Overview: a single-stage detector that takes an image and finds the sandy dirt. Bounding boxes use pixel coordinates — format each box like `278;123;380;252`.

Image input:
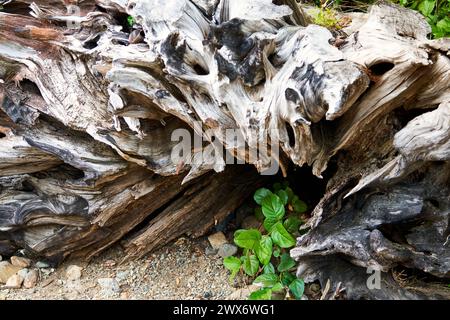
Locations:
0;236;245;300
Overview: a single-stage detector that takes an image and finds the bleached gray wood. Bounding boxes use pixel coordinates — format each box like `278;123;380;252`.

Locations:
0;0;448;298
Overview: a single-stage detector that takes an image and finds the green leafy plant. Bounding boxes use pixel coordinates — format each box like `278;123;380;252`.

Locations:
326;0;449;38
310;0;450;38
127;15;135;27
312;7;342;29
395;0;450;38
223;182;308;300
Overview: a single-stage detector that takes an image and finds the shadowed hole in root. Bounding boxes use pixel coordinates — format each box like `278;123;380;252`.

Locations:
285;121;296;148
193;63;209;75
32;163;85;180
369;62;394;76
0;2;32;15
219;159;335;233
83;34;101;49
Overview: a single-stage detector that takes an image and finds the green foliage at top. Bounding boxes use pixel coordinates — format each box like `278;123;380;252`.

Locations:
312;7;342;29
223;182;308;300
310;0;450;38
395;0;450;38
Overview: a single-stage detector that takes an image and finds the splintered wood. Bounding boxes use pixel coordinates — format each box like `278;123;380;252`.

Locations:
0;0;448;299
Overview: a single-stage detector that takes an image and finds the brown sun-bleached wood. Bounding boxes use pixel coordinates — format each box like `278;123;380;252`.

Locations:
0;0;449;298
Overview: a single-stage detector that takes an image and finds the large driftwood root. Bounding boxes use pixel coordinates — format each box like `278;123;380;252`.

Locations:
0;0;449;298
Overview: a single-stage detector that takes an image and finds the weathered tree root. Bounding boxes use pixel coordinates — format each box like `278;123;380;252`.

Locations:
0;1;449;298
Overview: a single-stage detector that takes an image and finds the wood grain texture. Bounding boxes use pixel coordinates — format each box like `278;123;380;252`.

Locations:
0;0;448;298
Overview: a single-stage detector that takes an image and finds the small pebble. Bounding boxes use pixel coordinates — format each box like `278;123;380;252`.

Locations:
23;270;39;289
218;244;238;258
120;291;130;299
10;256;31;268
35;261;50;269
0;261;22;283
6;274;24;289
208;232;228;250
40;268;54;276
18;268;29;279
205;246;218;256
66;265;83;281
115;270;130;282
98;278;121;294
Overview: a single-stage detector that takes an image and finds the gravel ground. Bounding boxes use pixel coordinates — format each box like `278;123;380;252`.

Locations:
0;202;320;301
0;236;245;300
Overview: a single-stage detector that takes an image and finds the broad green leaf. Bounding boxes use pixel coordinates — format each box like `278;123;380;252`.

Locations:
223;256;241;281
436;17;450;33
263;217;278;232
223;256;241;272
254;188;273;205
418;0;435;17
263;263;275;274
284;216;302;234
253;273;278;287
127;15;135;27
289;278;305;299
270;222;296;248
234;229;261;249
273;248;281;258
281;272;296;286
249;288;272;300
292;196;307;213
427;13;438;24
242;255;259;276
262;194;285;220
432;28;445;38
285;187;295;203
272;282;284;292
254;235;273;265
254;207;264;221
276;190;288;205
277;253;296;272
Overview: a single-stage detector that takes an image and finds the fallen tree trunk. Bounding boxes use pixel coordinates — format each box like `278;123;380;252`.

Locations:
0;0;449;299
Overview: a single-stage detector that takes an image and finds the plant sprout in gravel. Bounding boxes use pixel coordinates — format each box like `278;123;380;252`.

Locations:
223;182;308;300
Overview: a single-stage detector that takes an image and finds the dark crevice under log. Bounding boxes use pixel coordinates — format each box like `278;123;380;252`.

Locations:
0;0;449;298
122;165;264;260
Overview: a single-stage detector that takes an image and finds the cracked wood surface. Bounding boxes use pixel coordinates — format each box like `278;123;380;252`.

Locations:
0;0;448;298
